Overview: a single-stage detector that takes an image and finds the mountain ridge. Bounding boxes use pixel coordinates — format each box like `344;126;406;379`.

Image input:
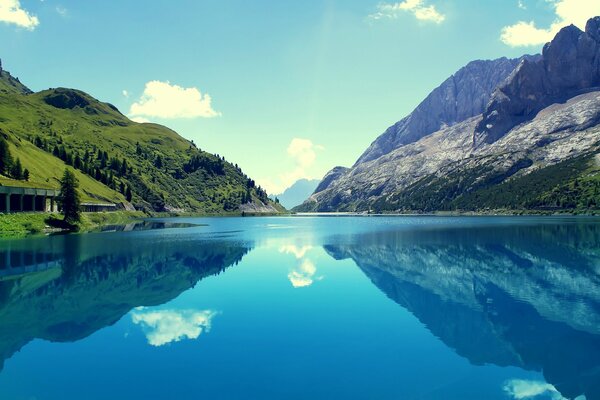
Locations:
296;16;600;213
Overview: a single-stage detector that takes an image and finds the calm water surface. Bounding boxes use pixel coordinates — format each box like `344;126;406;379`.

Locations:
0;216;599;400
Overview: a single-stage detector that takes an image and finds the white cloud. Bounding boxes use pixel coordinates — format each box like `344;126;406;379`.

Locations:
129;80;221;119
0;0;39;30
517;0;527;10
502;379;568;400
131;309;218;347
369;0;445;24
259;138;324;195
287;138;321;168
501;0;600;47
122;90;129;98
130;116;151;123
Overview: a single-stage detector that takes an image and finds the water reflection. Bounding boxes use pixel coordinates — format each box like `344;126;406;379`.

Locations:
0;233;251;371
131;308;218;347
279;244;322;288
324;221;600;400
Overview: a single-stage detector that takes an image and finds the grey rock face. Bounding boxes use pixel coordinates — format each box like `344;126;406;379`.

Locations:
475;18;600;146
313;166;349;194
355;57;534;165
302;90;600;211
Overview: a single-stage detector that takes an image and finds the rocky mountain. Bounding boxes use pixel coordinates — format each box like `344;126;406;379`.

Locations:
0;59;283;214
475;18;600;146
272;179;320;209
296;17;600;213
355;56;536;165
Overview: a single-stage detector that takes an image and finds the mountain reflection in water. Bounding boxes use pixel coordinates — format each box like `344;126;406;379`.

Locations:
0;217;599;399
325;222;600;400
0;232;251;372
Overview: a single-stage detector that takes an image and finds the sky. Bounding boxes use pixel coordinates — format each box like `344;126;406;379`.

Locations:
1;0;600;194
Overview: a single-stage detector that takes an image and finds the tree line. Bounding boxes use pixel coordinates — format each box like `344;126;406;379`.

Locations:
33;135;133;201
0;136;29;181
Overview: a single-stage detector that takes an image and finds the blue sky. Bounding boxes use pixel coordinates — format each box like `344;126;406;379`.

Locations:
1;0;599;193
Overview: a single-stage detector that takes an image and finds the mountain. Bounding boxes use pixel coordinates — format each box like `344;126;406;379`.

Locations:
0;60;283;214
272;179;320;209
355;56;537;165
296;17;600;213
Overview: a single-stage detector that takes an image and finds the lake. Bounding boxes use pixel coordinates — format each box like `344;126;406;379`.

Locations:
0;216;598;400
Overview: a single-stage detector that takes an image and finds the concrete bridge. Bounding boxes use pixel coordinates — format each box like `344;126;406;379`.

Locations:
0;186;59;213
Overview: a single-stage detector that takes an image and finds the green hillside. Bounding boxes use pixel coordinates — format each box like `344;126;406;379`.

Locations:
0;62;283;213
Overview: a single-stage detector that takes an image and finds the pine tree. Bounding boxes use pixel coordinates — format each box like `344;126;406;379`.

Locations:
0;137;12;175
154;154;163;168
10;158;23;180
23;169;30;181
58;168;81;223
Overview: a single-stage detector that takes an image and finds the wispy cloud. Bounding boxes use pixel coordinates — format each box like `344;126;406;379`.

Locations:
131;309;218;347
501;0;600;47
129;80;221;120
259;138;324;195
368;0;445;24
55;5;67;17
0;0;39;30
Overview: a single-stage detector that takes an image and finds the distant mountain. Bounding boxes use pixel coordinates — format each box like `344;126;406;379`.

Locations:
272;179;320;209
296;17;600;213
0;59;283;213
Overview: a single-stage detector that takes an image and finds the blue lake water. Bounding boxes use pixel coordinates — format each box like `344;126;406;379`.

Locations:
0;216;599;399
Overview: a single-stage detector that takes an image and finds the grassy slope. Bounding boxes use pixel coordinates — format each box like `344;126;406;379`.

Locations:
0;67;279;213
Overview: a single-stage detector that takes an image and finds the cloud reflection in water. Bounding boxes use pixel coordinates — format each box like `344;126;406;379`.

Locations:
131;309;218;347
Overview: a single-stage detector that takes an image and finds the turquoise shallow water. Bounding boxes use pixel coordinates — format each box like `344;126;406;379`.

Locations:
0;216;598;400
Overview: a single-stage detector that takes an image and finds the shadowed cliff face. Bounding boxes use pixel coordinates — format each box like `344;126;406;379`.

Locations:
475;17;600;146
324;221;600;400
0;233;252;372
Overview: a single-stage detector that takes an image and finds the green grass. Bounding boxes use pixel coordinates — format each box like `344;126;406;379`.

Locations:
0;69;280;213
0;210;148;238
0;213;49;237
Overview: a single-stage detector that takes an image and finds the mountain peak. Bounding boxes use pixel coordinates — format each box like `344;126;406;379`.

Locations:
474;16;600;146
354;56;529;165
0;59;32;95
586;16;600;40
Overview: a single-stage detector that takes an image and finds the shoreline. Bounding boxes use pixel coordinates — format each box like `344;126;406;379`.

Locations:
1;208;598;238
